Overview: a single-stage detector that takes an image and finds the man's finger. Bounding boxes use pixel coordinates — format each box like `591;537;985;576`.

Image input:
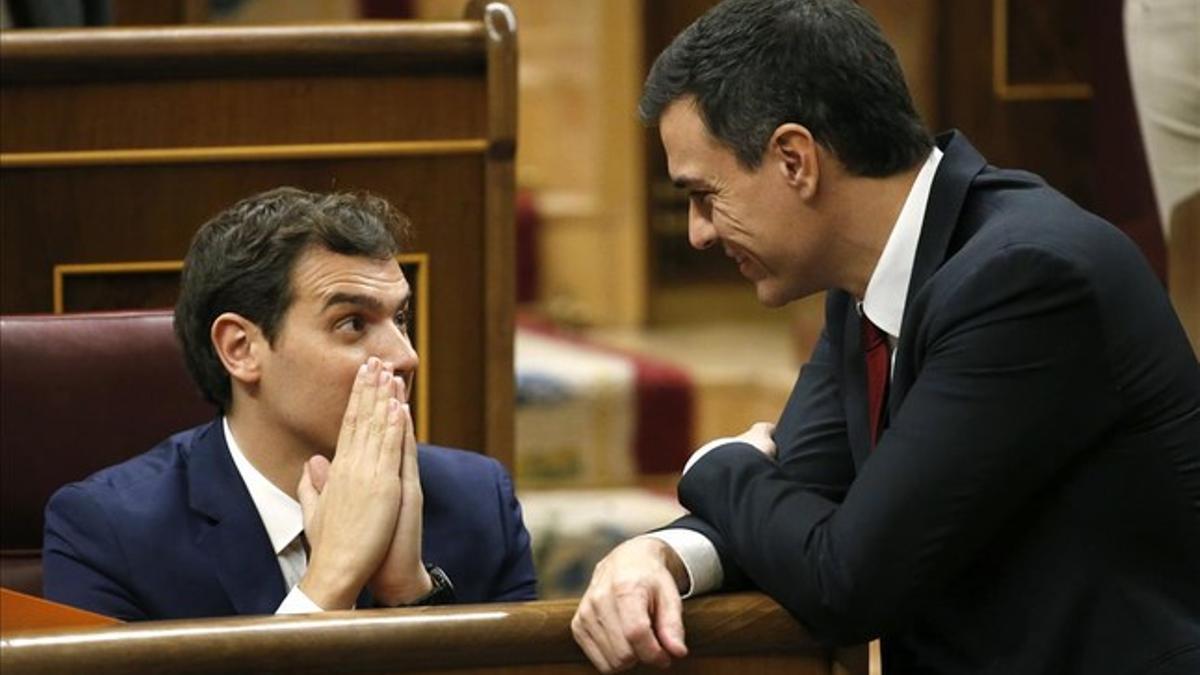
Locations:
365;365;394;459
752;421;775;432
348;356;382;454
652;574;688;659
399;404;420;489
377;398;402;477
572;612;617;674
616;586;670;669
593;589;639;671
297;461;318;534
336;360;371;455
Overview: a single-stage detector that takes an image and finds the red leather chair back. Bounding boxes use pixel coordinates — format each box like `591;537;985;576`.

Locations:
0;310;216;595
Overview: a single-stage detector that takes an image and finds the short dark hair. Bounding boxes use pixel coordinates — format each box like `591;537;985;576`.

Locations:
640;0;932;176
175;187;410;411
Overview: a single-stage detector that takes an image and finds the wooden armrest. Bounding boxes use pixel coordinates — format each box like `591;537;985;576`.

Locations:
0;593;865;675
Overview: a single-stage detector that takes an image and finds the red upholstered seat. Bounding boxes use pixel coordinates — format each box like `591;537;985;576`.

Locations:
0;311;216;596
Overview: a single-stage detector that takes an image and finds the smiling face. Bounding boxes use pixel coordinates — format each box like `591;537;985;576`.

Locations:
253;246;418;459
660;97;835;307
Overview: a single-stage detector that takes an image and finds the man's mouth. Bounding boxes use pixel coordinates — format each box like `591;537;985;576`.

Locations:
724;246;755;277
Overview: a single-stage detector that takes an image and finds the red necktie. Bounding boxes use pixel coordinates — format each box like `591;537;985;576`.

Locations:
862;317;890;448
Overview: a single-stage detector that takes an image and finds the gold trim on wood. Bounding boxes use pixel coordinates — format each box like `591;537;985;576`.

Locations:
992;0;1092;101
403;252;432;445
1;140;489;169
52;255;432;443
52;260;183;313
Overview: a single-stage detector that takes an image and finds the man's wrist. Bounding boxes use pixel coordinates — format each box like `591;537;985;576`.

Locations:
297;569;360;611
634;536;689;593
643;529;723;598
410;565;456;606
658;541;689;593
371;566;434;607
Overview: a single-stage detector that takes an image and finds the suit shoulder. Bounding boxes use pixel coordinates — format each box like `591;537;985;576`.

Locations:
967;167;1136;258
417;444;506;486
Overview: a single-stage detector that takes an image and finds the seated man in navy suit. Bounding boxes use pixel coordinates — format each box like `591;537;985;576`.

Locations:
43;187;538;620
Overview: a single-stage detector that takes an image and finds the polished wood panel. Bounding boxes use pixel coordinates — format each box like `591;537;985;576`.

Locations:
939;0;1094;209
0;24;486;82
1;79;486;152
0;593;864;675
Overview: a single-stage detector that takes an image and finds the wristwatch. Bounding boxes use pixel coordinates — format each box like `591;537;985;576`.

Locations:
413;564;455;606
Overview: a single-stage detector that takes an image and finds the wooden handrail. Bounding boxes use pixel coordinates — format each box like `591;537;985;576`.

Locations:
0;23;487;82
0;593;863;675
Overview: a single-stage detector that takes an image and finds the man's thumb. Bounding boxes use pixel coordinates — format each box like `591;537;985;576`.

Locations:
308;455;331;492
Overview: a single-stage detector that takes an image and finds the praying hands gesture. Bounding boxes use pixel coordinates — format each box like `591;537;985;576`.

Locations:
296;357;431;609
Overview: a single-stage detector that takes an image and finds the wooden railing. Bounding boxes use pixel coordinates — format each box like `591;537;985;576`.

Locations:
0;593;865;675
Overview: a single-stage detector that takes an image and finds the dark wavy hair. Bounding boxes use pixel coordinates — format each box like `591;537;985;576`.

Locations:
174;187;410;411
640;0;932;176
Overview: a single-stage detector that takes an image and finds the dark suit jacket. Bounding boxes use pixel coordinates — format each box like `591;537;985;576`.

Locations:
674;132;1200;674
43;419;537;620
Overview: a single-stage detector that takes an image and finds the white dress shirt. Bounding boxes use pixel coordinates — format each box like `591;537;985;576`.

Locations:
223;419;324;614
647;147;945;596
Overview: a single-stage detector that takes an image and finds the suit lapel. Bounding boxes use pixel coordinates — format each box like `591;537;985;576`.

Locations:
889;131;988;415
187;420;288;616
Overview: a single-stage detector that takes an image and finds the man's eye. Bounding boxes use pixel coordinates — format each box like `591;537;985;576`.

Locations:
336;316;366;333
394;309;410;330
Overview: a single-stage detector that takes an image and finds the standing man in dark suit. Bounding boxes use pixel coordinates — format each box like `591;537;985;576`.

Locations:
571;1;1200;672
44;188;537;620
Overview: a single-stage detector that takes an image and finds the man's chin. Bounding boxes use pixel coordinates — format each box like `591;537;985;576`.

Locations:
754;280;809;308
755;282;790;308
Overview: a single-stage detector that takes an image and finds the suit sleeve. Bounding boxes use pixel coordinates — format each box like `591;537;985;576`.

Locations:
43;484;148;621
486;459;538;601
679;246;1115;644
666;316;859;591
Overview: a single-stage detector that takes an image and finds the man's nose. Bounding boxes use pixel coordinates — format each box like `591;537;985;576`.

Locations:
383;326;420;377
688;202;717;250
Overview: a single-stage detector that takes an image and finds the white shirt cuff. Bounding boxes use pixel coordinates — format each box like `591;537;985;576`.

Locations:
683;436;742;475
276;586;324;614
642;529;723;599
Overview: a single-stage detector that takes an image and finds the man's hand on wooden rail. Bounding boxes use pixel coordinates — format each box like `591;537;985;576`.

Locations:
571;537;690;672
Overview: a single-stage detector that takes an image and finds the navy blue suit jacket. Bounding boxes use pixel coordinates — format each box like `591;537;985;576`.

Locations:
674;132;1200;674
43;419;537;620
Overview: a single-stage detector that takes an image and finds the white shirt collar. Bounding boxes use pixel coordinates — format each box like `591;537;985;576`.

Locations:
860;147;944;339
223;418;304;556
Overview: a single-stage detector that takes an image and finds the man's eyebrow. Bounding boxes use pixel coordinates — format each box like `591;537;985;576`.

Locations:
321;292;409;314
672;174;712;191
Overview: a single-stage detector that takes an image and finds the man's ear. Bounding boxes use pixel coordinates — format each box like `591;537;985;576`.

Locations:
769;123;819;199
211;312;265;386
